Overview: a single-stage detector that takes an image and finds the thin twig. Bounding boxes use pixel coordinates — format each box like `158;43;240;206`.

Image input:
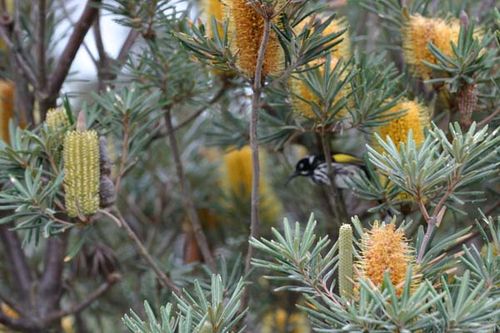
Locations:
0;20;37;85
416;178;458;263
57;0;98;66
43;273;121;323
244;10;272;277
319;124;348;236
114;114;129;193
477;108;500;128
117;29;140;65
164;109;217;271
100;209;181;295
37;0;47;90
47;0;101;99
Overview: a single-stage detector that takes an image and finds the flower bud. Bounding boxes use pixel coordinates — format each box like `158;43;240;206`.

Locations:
338;224;353;300
63;130;100;217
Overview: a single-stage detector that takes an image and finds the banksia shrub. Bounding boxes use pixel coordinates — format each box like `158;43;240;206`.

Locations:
338;224;353;300
357;222;417;295
0;80;14;144
225;0;284;77
63;130;100;218
402;15;460;79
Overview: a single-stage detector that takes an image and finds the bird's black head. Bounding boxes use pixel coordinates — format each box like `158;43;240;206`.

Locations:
286;155;320;185
295;156;316;176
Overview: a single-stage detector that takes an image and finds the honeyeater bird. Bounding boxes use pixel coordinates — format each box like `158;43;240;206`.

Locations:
288;153;366;188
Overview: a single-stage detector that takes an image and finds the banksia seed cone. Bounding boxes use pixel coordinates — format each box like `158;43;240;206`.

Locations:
0;81;14;144
63;130;100;217
338;224;353;300
357;222;417;295
225;0;284;77
374;99;429;149
402;15;460;79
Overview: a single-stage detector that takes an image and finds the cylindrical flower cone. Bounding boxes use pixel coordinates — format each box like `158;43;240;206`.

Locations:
225;0;284;77
63;130;100;218
0;80;15;144
338;224;353;300
373;99;430;149
373;99;429;201
402;15;460;79
356;222;418;296
221;145;282;223
290;18;351;120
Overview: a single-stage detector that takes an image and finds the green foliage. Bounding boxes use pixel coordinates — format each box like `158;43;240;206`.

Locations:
425;25;498;92
252;216;500;332
123;274;247;333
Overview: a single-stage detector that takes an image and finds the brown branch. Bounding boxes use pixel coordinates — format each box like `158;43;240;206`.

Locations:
100;209;181;295
0;309;39;332
44;273;121;324
47;0;101;99
114;114;129;193
164;109;217;271
38;234;69;316
117;29;140;66
0;222;33;299
37;0;47;90
478;108;500;128
244;7;271;278
0;19;37;86
57;0;98;66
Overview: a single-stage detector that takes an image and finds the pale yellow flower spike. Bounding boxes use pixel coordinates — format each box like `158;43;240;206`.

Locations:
63;130;100;218
46;107;70;132
357;222;418;296
225;0;284;77
402;14;460;79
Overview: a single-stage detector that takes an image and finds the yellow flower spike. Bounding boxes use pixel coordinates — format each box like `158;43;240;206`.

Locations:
221;146;282;223
290;17;351;120
357;222;418;296
290;56;351;120
402;15;460;79
63;130;100;218
295;16;351;60
202;0;225;36
0;302;19;319
373;99;429;202
0;80;14;144
225;0;284;77
375;99;430;149
46;107;70;133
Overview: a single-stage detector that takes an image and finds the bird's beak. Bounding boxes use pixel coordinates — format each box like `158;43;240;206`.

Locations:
285;172;299;186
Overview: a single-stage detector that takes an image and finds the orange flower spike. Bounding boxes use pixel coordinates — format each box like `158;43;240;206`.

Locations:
357;222;418;295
